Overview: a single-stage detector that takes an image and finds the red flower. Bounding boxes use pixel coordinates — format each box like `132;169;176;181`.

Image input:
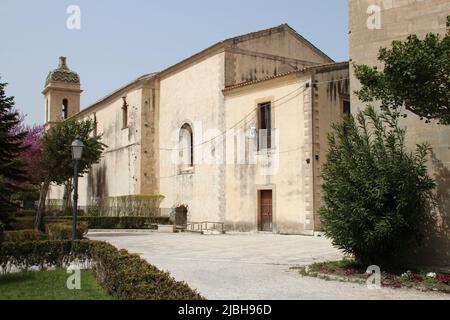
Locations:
437;275;450;285
345;268;355;275
409;274;424;283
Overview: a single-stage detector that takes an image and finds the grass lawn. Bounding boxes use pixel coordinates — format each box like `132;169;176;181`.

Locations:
0;269;114;300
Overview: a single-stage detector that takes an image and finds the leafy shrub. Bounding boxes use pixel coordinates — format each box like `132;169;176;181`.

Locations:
14;210;38;218
9;216;170;231
90;195;165;217
87;216;169;229
0;240;204;300
45;222;88;240
2;230;47;242
320;106;436;266
9;217;35;230
46;209;85;217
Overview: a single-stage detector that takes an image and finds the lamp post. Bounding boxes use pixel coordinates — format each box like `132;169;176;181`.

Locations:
71;137;84;240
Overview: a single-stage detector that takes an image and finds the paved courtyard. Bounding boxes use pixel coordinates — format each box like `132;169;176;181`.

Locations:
88;231;449;300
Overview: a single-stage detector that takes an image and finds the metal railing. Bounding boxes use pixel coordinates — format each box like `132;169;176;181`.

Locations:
186;221;225;234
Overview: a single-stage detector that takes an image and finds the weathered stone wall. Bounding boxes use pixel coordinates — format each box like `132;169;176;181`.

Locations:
223;64;349;235
158;52;227;223
312;65;350;231
47;79;158;208
349;0;450;267
224;74;310;234
225;25;332;87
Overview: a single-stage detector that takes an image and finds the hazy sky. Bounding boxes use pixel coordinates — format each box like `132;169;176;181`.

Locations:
0;0;348;125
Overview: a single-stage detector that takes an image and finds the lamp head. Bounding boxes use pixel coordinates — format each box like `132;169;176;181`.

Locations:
71;137;84;161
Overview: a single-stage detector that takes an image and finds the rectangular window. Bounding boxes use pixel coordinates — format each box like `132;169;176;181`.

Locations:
258;102;272;150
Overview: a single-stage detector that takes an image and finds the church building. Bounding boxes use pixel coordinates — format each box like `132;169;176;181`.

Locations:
44;24;349;235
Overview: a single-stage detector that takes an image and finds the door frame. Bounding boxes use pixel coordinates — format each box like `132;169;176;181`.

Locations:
256;185;276;233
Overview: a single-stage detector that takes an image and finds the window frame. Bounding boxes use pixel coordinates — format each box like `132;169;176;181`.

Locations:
257;101;273;151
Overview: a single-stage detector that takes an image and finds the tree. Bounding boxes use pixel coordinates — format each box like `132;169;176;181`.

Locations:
354;33;450;124
11;119;44;186
35;119;106;230
0;79;28;227
320;106;436;266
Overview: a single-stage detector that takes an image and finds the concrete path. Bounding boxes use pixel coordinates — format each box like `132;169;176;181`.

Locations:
87;231;449;300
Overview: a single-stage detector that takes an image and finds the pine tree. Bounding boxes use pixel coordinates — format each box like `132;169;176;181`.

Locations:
0;78;28;227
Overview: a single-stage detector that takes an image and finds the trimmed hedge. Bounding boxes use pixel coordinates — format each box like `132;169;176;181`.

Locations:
0;240;204;300
86;216;169;229
2;230;47;242
10;216;171;231
45;222;88;240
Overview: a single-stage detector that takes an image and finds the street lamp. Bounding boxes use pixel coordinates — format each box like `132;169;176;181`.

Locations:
71;137;84;240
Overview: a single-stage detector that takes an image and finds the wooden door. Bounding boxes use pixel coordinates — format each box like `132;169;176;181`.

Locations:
260;190;273;232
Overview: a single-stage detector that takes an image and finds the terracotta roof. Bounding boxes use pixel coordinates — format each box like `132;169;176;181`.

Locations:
223;61;349;92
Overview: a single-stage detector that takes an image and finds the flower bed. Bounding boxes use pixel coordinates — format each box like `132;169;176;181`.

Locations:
299;260;450;294
0;240;204;300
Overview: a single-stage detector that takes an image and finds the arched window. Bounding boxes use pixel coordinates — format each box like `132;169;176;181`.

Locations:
62;99;69;119
179;123;194;169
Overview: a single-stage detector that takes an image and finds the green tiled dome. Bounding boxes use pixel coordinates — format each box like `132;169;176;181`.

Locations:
45;57;80;86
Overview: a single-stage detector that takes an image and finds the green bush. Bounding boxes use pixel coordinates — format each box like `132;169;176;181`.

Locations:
86;216;169;229
45;222;88;240
89;195;165;217
9;216;170;231
320;106;436;266
14;210;38;218
2;230;47;242
0;240;204;300
9;217;35;230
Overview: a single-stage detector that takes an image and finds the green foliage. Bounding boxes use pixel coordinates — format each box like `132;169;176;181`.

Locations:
10;214;170;231
0;240;204;300
320;106;436;265
35;119;107;230
85;216;169;229
0;79;29;227
354;33;450;124
88;195;165;217
2;230;47;242
45;222;88;240
40;119;106;185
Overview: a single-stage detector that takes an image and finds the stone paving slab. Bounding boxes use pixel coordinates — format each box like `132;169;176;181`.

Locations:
87;231;450;300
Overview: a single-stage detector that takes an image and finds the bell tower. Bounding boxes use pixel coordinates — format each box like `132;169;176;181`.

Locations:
43;57;82;129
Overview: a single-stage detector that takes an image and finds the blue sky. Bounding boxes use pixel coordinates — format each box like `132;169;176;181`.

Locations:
0;0;348;125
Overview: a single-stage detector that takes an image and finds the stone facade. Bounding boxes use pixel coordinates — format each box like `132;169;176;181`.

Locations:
45;24;348;235
349;0;450;267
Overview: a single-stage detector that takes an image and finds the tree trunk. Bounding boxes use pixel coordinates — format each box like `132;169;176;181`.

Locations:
35;178;51;231
62;180;72;215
